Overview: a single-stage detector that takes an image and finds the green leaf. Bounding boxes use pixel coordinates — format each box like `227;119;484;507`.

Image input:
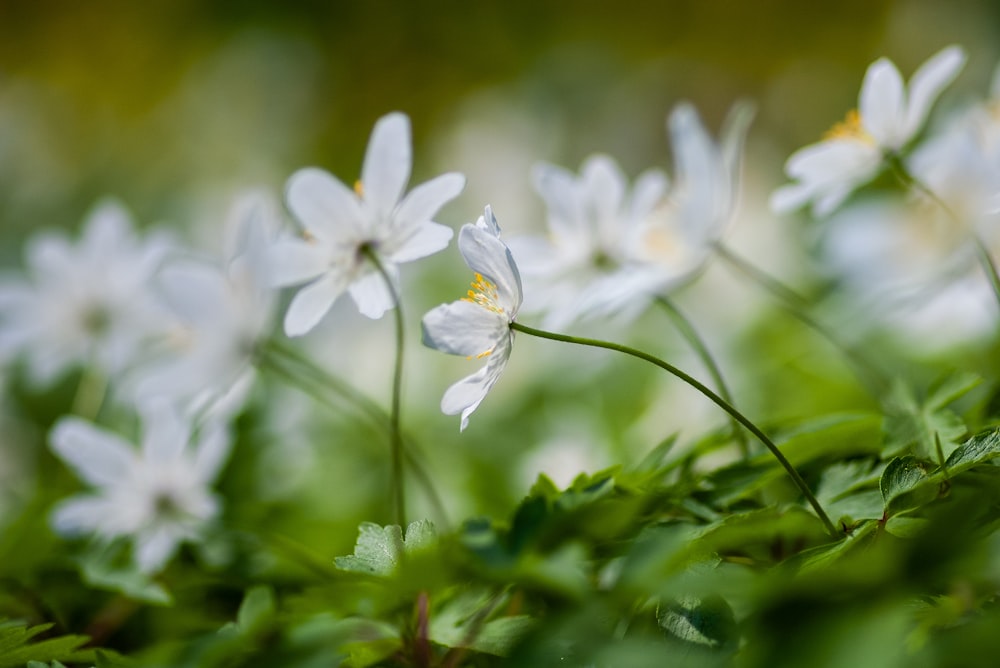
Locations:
335;520;438;575
657;593;739;655
0;621;92;668
429;589;534;656
884;375;980;460
236;586;276;635
880;456;937;516
943;428;1000;475
77;544;172;605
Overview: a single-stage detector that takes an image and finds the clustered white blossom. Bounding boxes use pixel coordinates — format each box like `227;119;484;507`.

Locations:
1;42;998;574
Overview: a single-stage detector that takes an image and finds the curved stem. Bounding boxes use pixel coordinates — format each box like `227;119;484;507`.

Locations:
510;320;839;538
654;295;750;459
362;248;407;527
712;241;888;395
891;160;1000;312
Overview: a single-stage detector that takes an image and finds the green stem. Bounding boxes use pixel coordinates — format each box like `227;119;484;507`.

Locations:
361;248;406;527
712;241;888;395
71;364;108;420
891;160;1000;312
258;343;450;529
654;295;750;459
510;320;839;538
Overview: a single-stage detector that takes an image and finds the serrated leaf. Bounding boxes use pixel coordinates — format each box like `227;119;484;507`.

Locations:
926;372;982;411
335;520;438;576
0;621;91;668
884;376;978;460
880;456;937;516
944;428;1000;475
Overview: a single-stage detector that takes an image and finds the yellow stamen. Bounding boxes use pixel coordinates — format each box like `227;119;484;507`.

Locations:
823;109;874;143
354;180;365;196
461;272;504;314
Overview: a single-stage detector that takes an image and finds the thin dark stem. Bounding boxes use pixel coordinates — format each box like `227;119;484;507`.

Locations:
361;248;406;527
510;320;839;538
712;241;888;395
654;295;750;459
891;160;1000;312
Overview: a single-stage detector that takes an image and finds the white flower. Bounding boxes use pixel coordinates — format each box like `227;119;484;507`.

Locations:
507;155;668;329
771;45;966;217
0;200;172;385
130;193;280;418
49;405;231;573
422;206;522;431
508;102;751;329
270;112;465;335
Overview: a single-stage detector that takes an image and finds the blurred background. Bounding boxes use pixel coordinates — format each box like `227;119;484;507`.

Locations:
2;0;1000;565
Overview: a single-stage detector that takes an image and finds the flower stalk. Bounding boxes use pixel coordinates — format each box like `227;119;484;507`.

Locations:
509;320;840;538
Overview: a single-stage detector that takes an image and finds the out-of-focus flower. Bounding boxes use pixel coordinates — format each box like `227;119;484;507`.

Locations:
422;206;522;431
772;46;966;217
130;193;280;418
0;200;172;385
49;405;231;574
508;155;668;329
269;112;465;335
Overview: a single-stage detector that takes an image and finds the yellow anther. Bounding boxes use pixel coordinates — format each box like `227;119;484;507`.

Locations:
461;272;504;314
824;109;874;143
354;180;365;196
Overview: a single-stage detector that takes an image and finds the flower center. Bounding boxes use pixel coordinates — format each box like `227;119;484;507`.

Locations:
823;109;874;144
462;272;504;316
79;303;112;336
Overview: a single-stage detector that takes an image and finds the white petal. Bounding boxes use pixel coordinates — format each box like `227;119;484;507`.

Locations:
903;45;967;142
81;199;135;257
50;418;136;487
266;238;332;287
388;222;454;263
361;112;412;219
629;169;669;222
421;299;506;357
395;173;465;228
440;345;510;431
458;221;522;312
348;267;398;319
582;155;627;237
193;420;232;484
135;525;183;573
770;182;813;214
532;162;585;240
505;236;558;275
860;58;906;147
140;403;190;464
284;273;348;336
286;167;366;242
158;261;227;325
51;496;115;535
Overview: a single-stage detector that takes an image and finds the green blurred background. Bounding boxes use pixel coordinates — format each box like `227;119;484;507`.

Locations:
2;0;1000;556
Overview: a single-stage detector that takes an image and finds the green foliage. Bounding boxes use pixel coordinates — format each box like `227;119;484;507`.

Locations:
0;621;92;667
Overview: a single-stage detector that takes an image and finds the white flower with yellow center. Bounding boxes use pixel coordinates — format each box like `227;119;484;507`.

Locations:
771;45;966;217
422;206;522;431
49;404;231;574
269;112;465;335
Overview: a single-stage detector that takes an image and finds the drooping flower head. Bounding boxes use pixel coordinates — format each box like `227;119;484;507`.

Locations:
422;206;522;431
772;45;967;217
270;112;465;335
49;404;231;574
0;199;173;385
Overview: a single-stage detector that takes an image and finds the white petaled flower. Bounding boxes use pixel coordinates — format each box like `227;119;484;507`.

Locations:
508;102;751;329
269;112;465;335
422;206;522;431
0;200;173;385
130;193;280;418
771;45;967;217
49;405;231;574
507;155;669;329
